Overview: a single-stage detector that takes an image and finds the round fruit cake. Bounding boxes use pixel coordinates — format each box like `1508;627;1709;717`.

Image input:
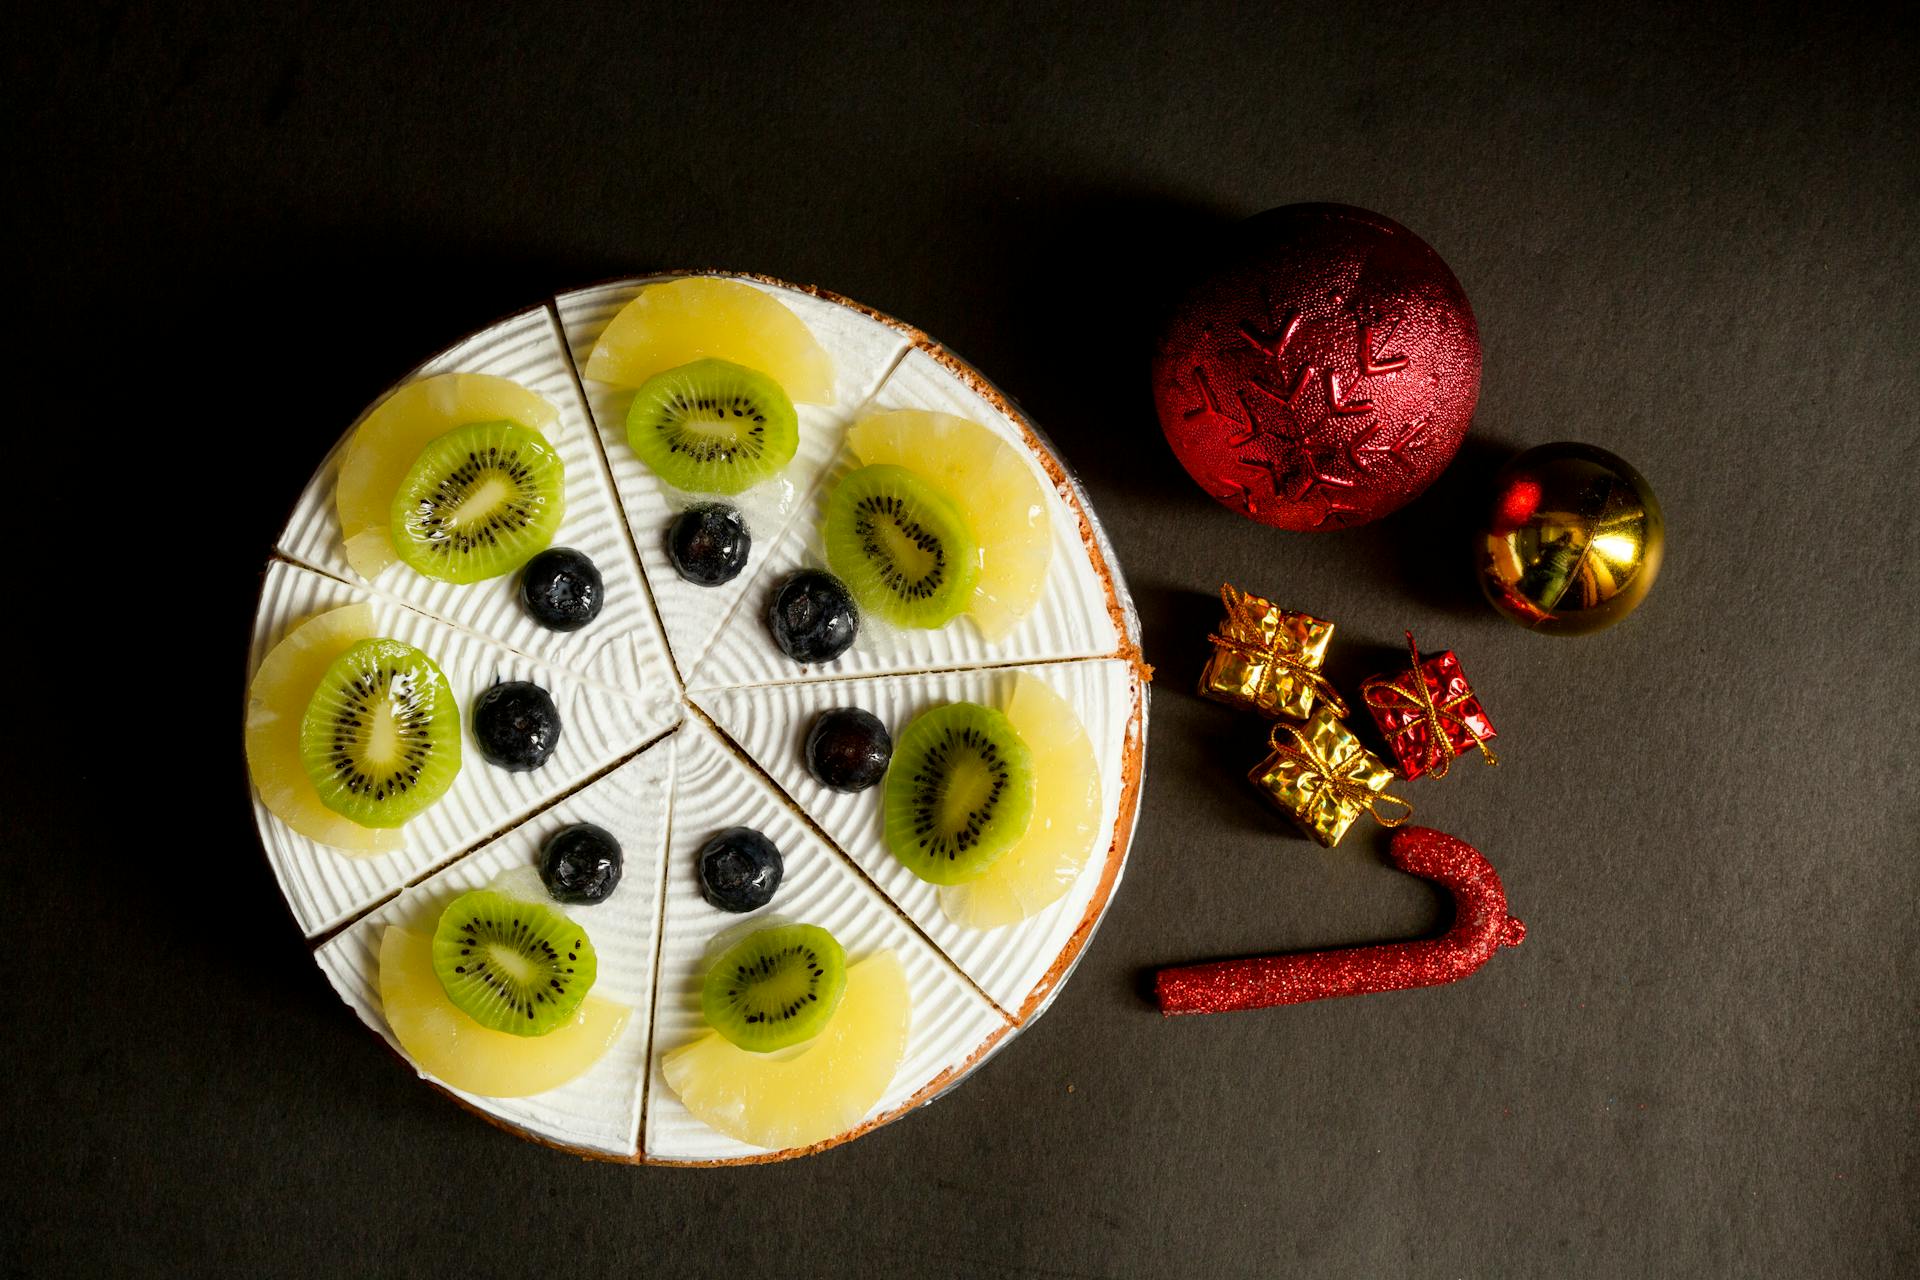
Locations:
244;272;1147;1164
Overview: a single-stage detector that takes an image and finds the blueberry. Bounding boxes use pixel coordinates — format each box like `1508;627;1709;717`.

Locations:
697;827;784;913
668;503;750;587
805;707;892;793
519;548;604;632
539;822;623;905
473;681;562;771
767;569;858;664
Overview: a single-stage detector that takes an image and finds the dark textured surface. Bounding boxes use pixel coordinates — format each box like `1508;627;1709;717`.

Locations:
7;2;1916;1276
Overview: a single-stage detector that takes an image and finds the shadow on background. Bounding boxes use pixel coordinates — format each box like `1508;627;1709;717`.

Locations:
185;235;603;1004
1134;584;1317;842
1130;813;1454;1007
920;179;1526;624
1339;432;1526;619
933;180;1242;508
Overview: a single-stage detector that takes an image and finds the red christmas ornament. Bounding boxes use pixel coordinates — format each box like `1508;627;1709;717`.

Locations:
1151;204;1481;531
1154;827;1524;1015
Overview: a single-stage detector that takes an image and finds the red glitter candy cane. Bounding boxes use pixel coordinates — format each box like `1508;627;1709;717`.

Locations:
1155;827;1525;1015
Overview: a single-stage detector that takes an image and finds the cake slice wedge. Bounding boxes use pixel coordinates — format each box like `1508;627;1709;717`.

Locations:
644;721;1008;1163
686;346;1124;690
315;744;671;1158
274;303;678;703
247;560;679;938
554;277;911;679
692;659;1141;1019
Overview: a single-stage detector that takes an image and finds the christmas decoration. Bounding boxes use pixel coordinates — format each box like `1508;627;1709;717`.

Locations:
1360;632;1497;780
1154;827;1524;1015
1248;708;1410;848
1151;203;1480;531
1476;441;1664;635
1199;584;1344;720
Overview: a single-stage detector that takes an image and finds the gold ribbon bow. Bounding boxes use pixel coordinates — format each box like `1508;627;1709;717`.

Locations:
1360;631;1498;779
1208;587;1348;718
1268;719;1413;830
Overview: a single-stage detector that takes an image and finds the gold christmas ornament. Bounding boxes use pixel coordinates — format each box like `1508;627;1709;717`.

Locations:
1476;442;1664;635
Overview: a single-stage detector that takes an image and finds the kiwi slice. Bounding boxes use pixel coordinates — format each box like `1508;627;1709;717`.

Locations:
625;359;798;494
431;889;597;1036
701;923;847;1053
883;702;1035;885
298;637;462;828
824;463;980;629
388;419;566;583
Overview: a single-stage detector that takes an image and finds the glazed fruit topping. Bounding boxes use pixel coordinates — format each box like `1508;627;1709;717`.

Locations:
700;923;846;1052
299;636;462;829
939;673;1103;929
519;548;604;631
335;373;559;581
627;360;799;495
585;276;834;404
805;708;892;793
473;680;562;772
767;569;858;664
668;503;751;586
847;410;1053;641
388;419;567;584
883;702;1035;885
246;605;404;853
379;927;629;1098
697;827;784;913
540;823;624;905
430;889;597;1036
661;950;909;1151
823;464;978;630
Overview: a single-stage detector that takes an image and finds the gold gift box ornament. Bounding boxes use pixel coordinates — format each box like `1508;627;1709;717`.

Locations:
1249;708;1413;848
1200;585;1346;721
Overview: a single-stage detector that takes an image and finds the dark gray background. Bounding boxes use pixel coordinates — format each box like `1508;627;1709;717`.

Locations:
8;2;1915;1276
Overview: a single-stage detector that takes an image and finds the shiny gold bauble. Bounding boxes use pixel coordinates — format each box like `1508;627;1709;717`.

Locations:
1475;442;1663;635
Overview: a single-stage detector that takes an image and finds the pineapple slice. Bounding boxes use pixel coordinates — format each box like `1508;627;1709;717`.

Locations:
377;927;630;1098
584;277;835;405
244;604;403;855
848;410;1053;641
940;673;1102;929
661;951;910;1151
334;373;560;580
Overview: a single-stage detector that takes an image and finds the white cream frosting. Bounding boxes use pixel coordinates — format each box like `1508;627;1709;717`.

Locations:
250;276;1143;1162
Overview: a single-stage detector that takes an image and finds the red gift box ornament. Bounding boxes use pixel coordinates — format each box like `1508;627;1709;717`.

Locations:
1154;826;1525;1015
1360;632;1498;780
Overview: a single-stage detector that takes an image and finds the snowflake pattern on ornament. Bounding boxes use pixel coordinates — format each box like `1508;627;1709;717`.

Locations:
1183;285;1417;530
1153;205;1481;533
